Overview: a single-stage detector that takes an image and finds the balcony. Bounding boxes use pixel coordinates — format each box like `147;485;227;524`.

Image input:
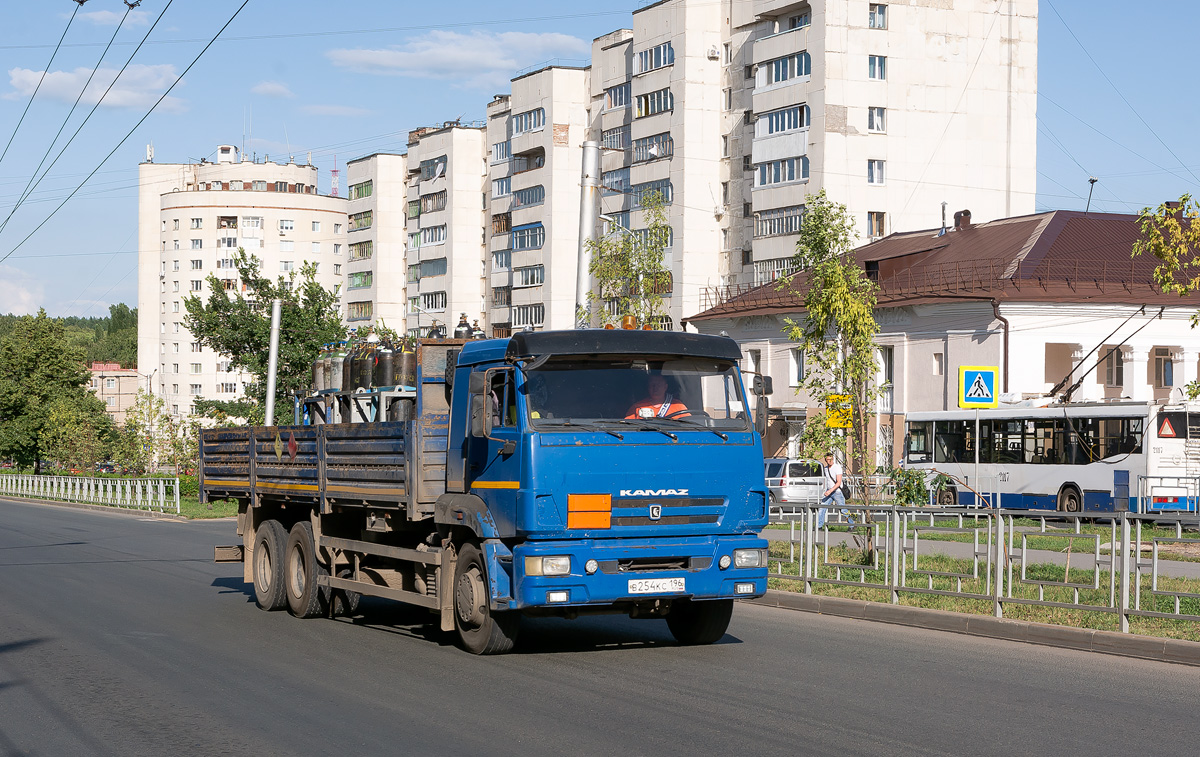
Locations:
751;129;808;165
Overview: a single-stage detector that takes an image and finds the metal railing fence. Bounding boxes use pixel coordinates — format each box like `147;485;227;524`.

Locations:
0;474;180;514
766;504;1200;634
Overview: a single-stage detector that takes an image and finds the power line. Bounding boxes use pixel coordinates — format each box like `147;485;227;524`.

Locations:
0;0;176;238
0;2;81;169
0;0;253;267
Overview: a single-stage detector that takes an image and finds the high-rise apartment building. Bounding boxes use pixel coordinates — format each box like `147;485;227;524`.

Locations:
137;145;348;416
345;152;408;330
403;124;488;337
485;66;591;333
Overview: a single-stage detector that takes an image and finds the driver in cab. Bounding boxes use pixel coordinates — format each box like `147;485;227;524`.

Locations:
625;373;688;420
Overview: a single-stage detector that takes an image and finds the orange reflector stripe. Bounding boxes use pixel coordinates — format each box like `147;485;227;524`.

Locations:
568;493;612;512
567;511;611;529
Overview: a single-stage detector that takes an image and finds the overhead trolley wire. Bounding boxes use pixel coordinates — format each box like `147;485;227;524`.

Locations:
0;0;253;267
0;0;176;238
0;1;82;169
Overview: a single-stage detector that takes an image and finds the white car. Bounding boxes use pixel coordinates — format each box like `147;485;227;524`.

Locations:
765;458;824;510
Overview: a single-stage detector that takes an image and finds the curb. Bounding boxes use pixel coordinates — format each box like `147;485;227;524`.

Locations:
0;495;188;521
746;589;1200;668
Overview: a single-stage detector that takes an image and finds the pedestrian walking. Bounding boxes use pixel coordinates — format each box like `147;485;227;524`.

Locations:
818;452;844;529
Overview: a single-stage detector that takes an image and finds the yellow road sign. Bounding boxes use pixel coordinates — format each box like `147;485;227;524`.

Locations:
825;394;852;428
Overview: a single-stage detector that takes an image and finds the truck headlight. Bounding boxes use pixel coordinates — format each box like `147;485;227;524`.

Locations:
733;548;766;569
525;555;571;576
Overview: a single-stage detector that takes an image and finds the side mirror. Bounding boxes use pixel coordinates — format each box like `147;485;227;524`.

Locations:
468;371;487;395
755;395;769;437
753;374;773;396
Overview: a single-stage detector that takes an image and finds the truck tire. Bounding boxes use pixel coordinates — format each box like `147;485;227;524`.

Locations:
285;521;328;619
665;599;734;645
453;542;519;654
331;568;360;617
253;519;288;611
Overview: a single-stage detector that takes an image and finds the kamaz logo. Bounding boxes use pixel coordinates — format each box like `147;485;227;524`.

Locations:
620;488;689;497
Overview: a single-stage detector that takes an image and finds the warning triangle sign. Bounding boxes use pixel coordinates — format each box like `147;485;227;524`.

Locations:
966;373;992;400
1160;417;1177;438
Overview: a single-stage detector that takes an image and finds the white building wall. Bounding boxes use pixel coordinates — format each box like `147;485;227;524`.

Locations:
345;153;408;331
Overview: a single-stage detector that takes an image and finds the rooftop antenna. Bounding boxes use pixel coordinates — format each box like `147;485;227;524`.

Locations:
331;155;339;197
284;126;292;163
1085;177;1098;214
145;142;154;163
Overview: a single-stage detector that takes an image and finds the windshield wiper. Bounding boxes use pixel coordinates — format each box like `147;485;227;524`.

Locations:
614;419;677;441
536;419;623;440
660;416;729;441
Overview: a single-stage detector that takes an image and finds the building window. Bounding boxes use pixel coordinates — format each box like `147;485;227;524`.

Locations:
867;159;886;185
868;211;886;238
218;383;237;394
869;55;887;80
758;105;810;137
104;378;116;390
421;190;447;213
492;212;512;235
868;106;886;132
869;4;888;29
190;218;202;229
348;180;373;200
274;181;288;192
419;258;447;278
492;249;511;271
190;239;202;250
191;342;202;352
636;41;674;74
172;219;180;231
172;281;179;292
601;125;631;151
511;223;545;251
510;107;545;135
190;280;202;291
349;241;373;261
1106;349;1125;386
491;286;511;307
419;155;447;181
601;167;631;195
348;271;374;289
492;177;511;198
789;349;805;386
606;82;631;110
279;219;294;232
633;132;673;163
606;210;630;230
280;260;294;272
334;223;342;234
421;291;448;312
723;88;732;111
632;179;673;206
763;52;811;86
514;264;545;288
172;301;179;313
189;384;202;396
789;12;811;29
752;258;797;285
492;141;511;163
755;157;809;187
755;205;805;238
349;211;372;231
933;353;944;376
347;301;374;321
513;303;545;327
421;225;447;246
408;232;421;251
278;240;294;253
1155;348;1174;387
512;185;545;208
635;88;674;118
189;259;202;270
311;242;321;254
190;363;202;374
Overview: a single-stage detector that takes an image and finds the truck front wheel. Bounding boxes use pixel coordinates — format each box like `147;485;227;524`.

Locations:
253;519;287;611
665;599;734;645
453;542;519;654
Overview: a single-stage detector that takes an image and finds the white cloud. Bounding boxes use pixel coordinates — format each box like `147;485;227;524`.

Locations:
326;30;589;89
6;64;185;112
251;80;294;98
80;10;150;26
0;266;43;316
300;104;372;117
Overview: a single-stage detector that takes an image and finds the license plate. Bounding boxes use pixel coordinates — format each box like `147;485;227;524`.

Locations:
628;577;686;594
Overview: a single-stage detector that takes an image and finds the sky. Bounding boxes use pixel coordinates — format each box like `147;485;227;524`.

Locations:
0;0;1196;319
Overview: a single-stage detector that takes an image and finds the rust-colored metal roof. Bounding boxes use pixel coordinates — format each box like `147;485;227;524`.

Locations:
688;210;1200;322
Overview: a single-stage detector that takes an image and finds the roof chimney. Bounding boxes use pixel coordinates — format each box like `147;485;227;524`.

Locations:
953;209;973;231
1166;200;1182;222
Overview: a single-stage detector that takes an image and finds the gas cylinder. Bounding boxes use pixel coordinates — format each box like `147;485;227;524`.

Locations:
312;345;326;392
453;313;471;339
330;342;346;392
470;320;486;339
374;341;395;388
342;341;357;392
354;342;375;392
320;344;333;390
395;346;417;389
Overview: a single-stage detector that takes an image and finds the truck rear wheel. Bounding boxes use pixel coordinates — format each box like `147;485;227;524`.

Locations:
253;519;287;611
453;542;519;654
285;521;328;619
665;599;734;645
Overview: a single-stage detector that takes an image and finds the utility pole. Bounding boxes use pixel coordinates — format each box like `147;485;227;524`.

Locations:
1085;177;1098;214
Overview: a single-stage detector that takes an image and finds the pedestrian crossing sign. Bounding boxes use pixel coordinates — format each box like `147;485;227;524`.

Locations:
958;366;999;408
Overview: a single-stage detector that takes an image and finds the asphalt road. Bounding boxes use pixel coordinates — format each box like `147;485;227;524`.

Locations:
0;498;1194;757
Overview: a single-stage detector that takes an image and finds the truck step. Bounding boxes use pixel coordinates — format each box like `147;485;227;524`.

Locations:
214;545;245;563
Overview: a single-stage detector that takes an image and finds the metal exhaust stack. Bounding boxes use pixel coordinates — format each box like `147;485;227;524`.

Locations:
575;140;600;328
264;298;282;426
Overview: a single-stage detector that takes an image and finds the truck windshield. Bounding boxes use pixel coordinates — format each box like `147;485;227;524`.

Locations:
522;356;751;432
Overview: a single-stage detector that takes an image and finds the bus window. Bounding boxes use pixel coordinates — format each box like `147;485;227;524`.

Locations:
934;420;972;464
907;422;932;463
1099;417;1142;457
1028;419;1063;464
991;420;1024;464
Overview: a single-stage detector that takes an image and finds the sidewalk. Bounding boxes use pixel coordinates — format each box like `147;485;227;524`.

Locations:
762;527;1200;580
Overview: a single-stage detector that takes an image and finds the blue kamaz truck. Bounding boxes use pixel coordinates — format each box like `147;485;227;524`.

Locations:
203;329;768;653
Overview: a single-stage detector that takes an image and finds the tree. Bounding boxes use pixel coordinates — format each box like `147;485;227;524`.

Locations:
0;310;103;472
779;190;882;502
111;390;199;475
183;250;345;423
583;190;673;328
42;394;114;472
1133;194;1200;397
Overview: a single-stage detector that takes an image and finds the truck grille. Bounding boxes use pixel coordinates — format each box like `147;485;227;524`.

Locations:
597;556;713;573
